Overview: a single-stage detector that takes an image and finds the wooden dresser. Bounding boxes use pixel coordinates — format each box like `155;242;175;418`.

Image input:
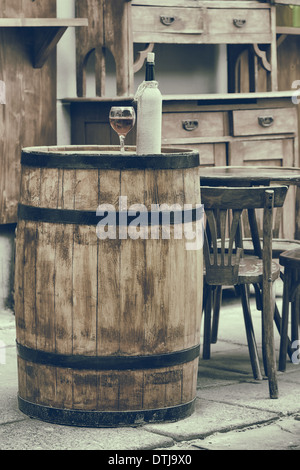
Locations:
75;0;279;96
63;91;299;238
64;92;298;167
68;1;300;239
160;92;299;240
161;92;298;168
131;0;273;45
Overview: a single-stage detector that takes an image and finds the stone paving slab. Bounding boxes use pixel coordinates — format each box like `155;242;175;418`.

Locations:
195;417;300;450
1;298;300;451
0;345;21;425
0;308;15;329
197;375;300;416
198;347;262;381
144;396;277;442
0;309;15;346
0;391;25;426
0;417;174;451
155;416;300;451
198;347;299;389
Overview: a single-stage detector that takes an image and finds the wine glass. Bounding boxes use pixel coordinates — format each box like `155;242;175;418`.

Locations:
109;106;136;152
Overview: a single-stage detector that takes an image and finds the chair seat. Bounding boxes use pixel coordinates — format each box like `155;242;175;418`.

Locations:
204;256;280;285
238;257;280;284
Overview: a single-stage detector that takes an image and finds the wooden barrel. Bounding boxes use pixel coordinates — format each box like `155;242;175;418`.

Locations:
15;145;203;427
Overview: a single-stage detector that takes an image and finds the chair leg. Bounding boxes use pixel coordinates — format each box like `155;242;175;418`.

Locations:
262;281;278;399
253;284;270;378
291;293;299;344
239;284;263;381
203;285;213;360
211;286;222;344
279;268;291;372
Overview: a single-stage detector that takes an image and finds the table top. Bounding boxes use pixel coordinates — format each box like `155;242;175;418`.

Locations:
199;166;300;186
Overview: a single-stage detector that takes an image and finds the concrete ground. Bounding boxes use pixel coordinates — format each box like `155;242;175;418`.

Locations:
0;280;299;451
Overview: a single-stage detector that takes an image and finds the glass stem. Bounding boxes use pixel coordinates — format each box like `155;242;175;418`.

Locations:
119;135;125;152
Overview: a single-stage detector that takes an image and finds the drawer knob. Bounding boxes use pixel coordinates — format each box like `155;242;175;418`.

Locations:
160;16;175;26
233;19;246;28
182;120;199;131
258;116;274;128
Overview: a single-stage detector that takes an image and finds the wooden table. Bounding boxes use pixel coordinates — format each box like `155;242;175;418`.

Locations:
200;166;300;186
199;166;300;240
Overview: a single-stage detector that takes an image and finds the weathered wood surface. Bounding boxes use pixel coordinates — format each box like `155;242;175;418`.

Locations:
15;146;202;419
262;190;278;398
0;0;57;224
0;0;56;18
75;0;133;97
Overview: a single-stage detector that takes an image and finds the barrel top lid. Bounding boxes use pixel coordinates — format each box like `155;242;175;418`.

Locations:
21;145;197;156
21;146;200;170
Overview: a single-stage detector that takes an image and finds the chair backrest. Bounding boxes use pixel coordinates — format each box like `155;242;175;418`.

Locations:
201;186;288;286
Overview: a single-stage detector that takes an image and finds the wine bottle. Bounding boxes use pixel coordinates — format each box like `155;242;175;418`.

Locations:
136;52;162;155
145;53;155;81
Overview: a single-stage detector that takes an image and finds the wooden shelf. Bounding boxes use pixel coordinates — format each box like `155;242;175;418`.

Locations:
0;18;88;68
62;90;297;104
277;26;300;36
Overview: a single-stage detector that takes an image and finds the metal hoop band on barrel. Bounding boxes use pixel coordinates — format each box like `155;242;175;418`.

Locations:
17;342;200;371
21;148;200;170
18;396;196;427
17;204;203;226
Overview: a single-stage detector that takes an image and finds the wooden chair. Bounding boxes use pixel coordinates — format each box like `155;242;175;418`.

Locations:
201;185;288;399
207;183;300;346
278;248;300;372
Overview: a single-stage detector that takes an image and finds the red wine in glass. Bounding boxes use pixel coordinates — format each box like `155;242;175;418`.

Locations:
109;107;136;152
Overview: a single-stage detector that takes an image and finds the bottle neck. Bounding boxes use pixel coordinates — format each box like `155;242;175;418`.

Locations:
145;62;155;81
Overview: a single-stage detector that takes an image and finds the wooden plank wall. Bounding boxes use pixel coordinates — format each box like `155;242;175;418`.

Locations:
0;0;57;224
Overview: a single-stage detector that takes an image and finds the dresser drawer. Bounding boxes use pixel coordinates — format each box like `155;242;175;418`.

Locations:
207;8;271;37
163;143;226;167
132;6;204;43
162;112;225;139
229;138;295;167
231;108;298;137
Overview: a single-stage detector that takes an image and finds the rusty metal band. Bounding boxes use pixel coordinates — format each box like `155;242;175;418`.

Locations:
18;396;196;427
17;203;203;226
17;342;200;371
21;151;199;170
